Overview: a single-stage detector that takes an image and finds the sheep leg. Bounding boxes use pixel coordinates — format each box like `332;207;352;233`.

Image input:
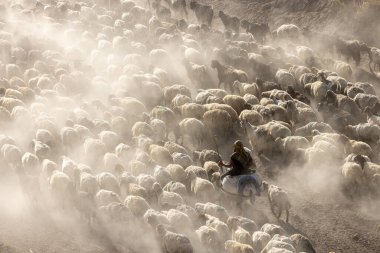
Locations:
278;208;282;219
268;195;276;215
286;209;289;223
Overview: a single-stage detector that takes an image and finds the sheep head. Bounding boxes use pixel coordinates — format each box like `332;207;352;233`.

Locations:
156;224;167;237
353;154;366;169
152;182;163;195
226;216;239;231
262;181;269;192
210;59;218;68
186;170;197;181
189;0;197;10
240;20;249;29
192;150;201;161
210;172;221;188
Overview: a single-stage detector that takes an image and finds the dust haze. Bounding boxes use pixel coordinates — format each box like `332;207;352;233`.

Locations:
0;0;379;253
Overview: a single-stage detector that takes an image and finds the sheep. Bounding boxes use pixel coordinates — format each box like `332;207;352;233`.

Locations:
354;93;378;110
192;149;221;167
97;172;120;195
124;195;151;217
227;216;258;234
262;181;291;222
304;81;328;102
211;60;248;92
261;89;292;102
150;144;173;166
95;189;122;207
151;106;179;139
224;240;254;253
103;153;122;174
370;47;380;71
83;138;107;164
203;103;239;122
120;174;148;198
179;118;205;149
290;234;316;253
166;208;193;231
172;152;193;169
354;82;376;96
251;231;271;253
202;109;234;136
49;170;73;209
144;209;170;227
232;81;260;98
260;223;287;237
163;141;188;155
275;136;309;155
334;38;361;66
239;110;264;126
240;20;269;44
1;143;22;165
345;123;380;144
195;90;222;105
152;182;184;209
80;172;98;196
196;225;222;252
341;161;365;196
334;60;352;80
163;181;188;197
294;121;333;136
195;202;229;223
189;1;213;27
275;69;296;91
339;134;373;157
204;215;230;243
219;11;239;34
156;224;193;253
188;171;216;202
223;95;250;116
171;94;192;110
273;24;301;41
164;0;188;18
345;85;364;99
137;174;158;192
163;85;192;106
21;152;39;174
166;164;188;183
228;219;253;246
261;234;296;253
180;103;205;119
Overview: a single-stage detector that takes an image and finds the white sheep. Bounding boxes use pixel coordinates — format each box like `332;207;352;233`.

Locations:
97;172;120;195
188;171;216;202
124;195;151;217
263;181;291;222
260;223;287;237
195;202;229;223
275;69;296;91
224;240;254;253
172;152;193;169
156;224;193;253
179;118;205;148
95;189;122;207
80;172;99;195
251;231;271;253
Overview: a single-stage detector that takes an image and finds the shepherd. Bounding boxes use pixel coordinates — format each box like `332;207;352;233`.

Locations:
218;140;262;197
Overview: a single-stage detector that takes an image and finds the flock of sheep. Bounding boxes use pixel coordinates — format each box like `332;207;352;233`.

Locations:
1;0;380;252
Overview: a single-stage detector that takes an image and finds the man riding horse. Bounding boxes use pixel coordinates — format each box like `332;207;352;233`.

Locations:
218;140;262;196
